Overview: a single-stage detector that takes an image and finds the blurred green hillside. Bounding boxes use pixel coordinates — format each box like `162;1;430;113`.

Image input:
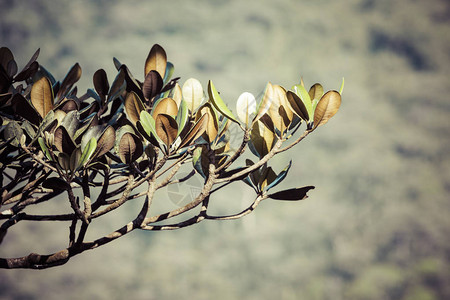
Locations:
1;0;449;299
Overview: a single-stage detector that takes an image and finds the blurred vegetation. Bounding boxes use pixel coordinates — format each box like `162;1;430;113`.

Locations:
0;0;449;299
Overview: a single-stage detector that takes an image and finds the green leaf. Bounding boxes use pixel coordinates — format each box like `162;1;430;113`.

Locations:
140;110;164;146
208;80;239;124
78;137;97;168
339;77;345;95
292;84;313;120
176;99;189;136
38;137;52;160
268;186;315;201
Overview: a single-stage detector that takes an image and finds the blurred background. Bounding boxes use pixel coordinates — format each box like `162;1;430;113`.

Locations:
1;0;449;299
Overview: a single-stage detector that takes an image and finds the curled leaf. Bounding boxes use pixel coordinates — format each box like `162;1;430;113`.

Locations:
208;80;239;124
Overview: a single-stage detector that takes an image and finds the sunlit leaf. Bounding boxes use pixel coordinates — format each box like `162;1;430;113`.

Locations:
236;92;256;126
268;186;315;201
124;91;145;125
339;77;345;95
208;80;239;124
31;76;53;118
152;97;178;120
196;103;218;143
171;83;182;107
292;84;313;119
248;120;275;158
253;82;274;125
145;44;167;79
179;113;209;148
155;113;178;148
313;91;341;129
182;78;203;112
176;99;188;136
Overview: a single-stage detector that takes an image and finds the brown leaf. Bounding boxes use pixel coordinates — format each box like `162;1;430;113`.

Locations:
145;44;167;78
54;126;76;154
155;114;178;147
196;104;218;143
31;76;54;118
124;91;145;125
313;91;341;129
93;69;109;97
179;113;209;148
57;63;82;99
94;126;116;158
143;70;163;102
152;97;178;120
119;132;143;164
